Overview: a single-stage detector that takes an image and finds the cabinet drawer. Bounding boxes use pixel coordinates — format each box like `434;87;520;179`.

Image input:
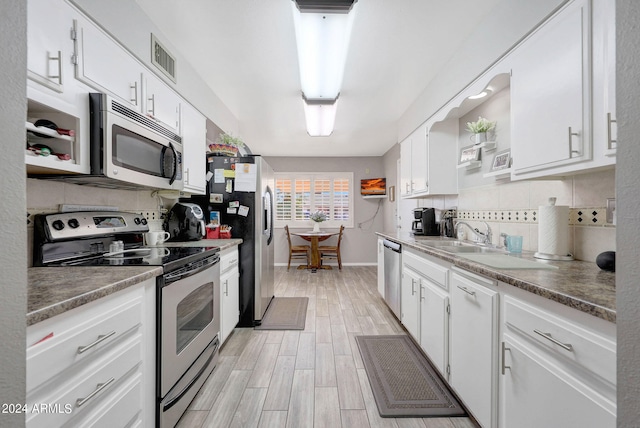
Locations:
69;372;143;428
27;294;143;392
26;338;142;427
403;249;449;289
504;295;616;385
220;248;239;273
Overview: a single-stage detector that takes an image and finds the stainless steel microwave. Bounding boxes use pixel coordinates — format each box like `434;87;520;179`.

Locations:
85;92;183;190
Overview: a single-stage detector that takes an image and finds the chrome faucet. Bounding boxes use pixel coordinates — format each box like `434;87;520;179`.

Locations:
455;221;493;246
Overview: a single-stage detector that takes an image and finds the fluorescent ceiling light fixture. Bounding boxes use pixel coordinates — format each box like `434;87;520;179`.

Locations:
302;94;339;137
468;90;489;100
292;1;357;99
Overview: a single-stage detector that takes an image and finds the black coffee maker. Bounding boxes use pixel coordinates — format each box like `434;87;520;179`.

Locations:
412;208;439;236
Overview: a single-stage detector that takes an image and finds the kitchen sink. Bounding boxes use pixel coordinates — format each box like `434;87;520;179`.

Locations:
437;245;508;254
417;239;471;247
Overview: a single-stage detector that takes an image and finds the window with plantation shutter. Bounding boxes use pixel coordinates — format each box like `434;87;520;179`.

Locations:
274;172;354;228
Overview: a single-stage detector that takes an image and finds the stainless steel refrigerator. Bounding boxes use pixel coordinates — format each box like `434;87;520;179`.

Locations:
196;155;274;327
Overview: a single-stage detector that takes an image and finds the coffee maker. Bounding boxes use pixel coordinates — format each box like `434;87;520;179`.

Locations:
412;208;439;236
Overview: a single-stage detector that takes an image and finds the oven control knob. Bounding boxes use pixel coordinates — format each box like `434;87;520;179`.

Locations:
68;218;80;229
52;220;65;231
140;218;148;225
134;217;141;225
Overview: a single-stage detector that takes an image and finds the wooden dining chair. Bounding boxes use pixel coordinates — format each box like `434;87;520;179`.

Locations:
284;225;310;270
319;225;345;270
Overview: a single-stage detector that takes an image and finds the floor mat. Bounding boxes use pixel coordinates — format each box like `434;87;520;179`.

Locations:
355;335;467;418
255;297;308;330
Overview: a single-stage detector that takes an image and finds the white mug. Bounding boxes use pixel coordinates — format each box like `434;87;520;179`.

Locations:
144;231;170;246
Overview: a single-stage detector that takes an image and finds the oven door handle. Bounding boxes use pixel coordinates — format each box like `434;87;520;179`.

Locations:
164;257;219;283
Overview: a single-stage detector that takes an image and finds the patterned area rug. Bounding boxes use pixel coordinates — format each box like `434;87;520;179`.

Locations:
255;297;308;330
355;335;467;418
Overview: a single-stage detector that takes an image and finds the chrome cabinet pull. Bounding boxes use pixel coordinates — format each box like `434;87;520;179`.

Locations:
533;329;573;351
48;50;63;85
411;278;416;295
607;112;617;149
456;285;476;296
420;283;425;301
77;331;116;354
501;341;511;375
405;182;410;193
148;93;155;116
224;279;229;296
75;377;115;407
568;126;580;157
130;81;138;105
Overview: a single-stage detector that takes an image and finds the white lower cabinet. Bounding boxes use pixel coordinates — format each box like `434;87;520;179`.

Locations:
401;249;450;377
449;268;499;428
220;246;240;344
26;279;156;427
500;294;616;428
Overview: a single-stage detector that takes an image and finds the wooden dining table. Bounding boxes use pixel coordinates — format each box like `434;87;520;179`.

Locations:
291;231;339;272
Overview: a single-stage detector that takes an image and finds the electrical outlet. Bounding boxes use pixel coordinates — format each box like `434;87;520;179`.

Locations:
606;198;616;224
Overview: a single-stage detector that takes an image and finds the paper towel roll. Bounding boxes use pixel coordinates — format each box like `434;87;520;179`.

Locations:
537;204;570;257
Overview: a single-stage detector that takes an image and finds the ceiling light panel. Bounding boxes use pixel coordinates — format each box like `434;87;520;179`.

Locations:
303;97;339;137
292;3;356;99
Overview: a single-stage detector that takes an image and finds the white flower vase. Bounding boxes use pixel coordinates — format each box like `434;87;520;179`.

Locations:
472;132;487;145
313;222;321;232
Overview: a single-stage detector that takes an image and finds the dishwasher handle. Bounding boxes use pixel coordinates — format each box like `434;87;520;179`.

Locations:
383;239;401;253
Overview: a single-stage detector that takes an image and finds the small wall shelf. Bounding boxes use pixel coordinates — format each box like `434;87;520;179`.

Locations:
475;141;497;152
457;160;482;170
483;168;512;179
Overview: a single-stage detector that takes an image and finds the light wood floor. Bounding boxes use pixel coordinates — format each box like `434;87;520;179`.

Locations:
177;266;478;428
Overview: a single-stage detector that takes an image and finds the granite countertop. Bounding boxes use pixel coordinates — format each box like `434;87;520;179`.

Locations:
377;232;616;323
157;238;242;251
27;266;162;326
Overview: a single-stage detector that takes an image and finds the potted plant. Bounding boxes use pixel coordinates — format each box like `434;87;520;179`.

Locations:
208;133;245;156
310;210;328;232
465;116;496;145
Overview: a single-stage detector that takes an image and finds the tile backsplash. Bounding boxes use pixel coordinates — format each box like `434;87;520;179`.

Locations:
418;169;616;262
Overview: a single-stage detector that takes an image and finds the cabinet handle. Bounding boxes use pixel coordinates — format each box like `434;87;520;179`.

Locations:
607;112;617;149
568;127;580;157
48;50;63;85
148;93;155;116
130;81;138;105
456;285;476;296
420;284;425;301
77;331;116;354
501;341;511;375
411;278;416;295
224;279;229;296
75;377;115;408
405;182;410;193
533;329;573;352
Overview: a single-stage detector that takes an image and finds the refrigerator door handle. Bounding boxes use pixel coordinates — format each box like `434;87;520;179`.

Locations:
263;187;273;245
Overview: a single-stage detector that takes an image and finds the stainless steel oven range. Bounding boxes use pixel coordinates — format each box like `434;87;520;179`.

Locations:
33;211;220;428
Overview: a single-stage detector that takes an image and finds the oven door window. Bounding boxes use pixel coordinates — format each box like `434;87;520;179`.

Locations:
112;124;176;179
176;282;214;353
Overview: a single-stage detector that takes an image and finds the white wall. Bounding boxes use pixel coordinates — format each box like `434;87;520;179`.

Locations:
0;0;27;423
264;156;385;265
617;0;640;424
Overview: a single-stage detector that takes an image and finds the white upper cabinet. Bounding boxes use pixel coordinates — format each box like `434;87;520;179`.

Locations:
592;0;617;159
73;16;144;112
400;122;457;198
510;0;592;178
181;102;207;195
27;0;75;94
144;74;182;132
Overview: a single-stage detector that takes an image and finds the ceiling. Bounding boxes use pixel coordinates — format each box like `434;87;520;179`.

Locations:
133;0;503;157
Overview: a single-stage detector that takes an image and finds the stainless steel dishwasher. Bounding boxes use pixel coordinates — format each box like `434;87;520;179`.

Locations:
383;239;402;318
